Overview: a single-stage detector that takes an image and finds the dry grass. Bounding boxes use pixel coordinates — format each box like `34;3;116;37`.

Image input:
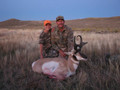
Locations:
0;29;120;90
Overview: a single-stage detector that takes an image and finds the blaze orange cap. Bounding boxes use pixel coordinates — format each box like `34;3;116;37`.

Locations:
44;20;51;26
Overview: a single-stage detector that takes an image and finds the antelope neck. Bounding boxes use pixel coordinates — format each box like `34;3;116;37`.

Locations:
71;57;79;65
67;56;79;72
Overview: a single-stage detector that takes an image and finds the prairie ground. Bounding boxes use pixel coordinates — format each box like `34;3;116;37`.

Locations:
0;29;120;90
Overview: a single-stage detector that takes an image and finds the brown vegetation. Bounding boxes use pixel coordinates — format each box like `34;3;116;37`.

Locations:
0;30;120;89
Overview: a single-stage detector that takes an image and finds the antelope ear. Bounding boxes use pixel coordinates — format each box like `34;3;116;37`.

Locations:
82;42;88;46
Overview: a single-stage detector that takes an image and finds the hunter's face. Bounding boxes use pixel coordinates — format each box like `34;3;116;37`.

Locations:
45;23;51;30
56;20;65;28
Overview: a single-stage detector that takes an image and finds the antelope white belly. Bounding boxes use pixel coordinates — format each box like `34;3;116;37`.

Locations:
42;61;59;75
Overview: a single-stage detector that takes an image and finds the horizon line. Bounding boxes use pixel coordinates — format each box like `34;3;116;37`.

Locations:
0;15;120;22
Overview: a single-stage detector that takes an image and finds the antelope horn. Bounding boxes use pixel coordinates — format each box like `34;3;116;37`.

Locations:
78;35;88;48
77;35;82;46
74;36;76;45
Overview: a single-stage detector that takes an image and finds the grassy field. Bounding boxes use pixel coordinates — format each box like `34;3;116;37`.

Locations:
0;29;120;90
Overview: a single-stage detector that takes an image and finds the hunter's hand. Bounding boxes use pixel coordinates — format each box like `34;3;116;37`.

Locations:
59;50;66;57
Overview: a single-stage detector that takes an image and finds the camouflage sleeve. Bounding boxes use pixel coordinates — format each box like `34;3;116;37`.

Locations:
67;28;74;52
39;31;46;44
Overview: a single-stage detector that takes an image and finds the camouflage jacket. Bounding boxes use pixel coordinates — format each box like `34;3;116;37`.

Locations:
51;25;74;52
39;29;52;50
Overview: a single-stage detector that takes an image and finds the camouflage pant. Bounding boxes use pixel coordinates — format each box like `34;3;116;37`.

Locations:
43;48;59;58
43;50;68;60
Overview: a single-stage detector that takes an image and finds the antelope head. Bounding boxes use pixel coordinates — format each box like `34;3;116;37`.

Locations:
72;35;88;61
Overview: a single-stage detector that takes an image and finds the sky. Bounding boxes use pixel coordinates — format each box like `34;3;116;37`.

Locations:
0;0;120;21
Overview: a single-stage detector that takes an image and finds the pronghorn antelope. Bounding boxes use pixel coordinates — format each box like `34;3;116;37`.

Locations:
32;35;87;80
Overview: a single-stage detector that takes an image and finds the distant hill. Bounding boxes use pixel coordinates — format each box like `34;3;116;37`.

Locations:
0;18;43;29
0;16;120;32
